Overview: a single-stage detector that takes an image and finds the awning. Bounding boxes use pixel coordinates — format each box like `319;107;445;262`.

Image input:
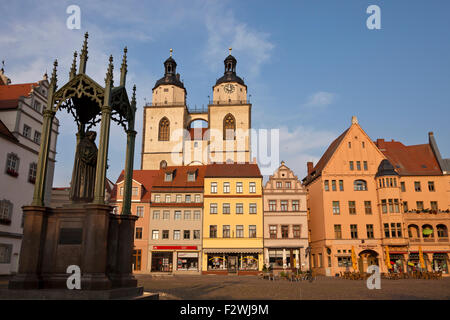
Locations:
203;248;263;254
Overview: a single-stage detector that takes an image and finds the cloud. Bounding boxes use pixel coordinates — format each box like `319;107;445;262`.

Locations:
304;91;336;108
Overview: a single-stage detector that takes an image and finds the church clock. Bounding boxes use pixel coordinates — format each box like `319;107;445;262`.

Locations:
224;83;235;94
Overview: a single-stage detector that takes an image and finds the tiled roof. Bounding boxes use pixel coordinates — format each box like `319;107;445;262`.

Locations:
0;83;37;110
0;119;17;142
375;139;442;176
151;165;206;189
111;169;160;201
303;129;349;184
204;163;262;178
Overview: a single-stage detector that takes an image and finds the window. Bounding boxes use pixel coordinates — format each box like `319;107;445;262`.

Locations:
280;200;288;212
210;225;217;238
396;223;402;237
366;224;374;239
414;181;421;192
133;250;141;271
163;211;170;220
165;194;171;203
356;161;361;171
428;181;435;192
331;180;336;191
364;201;372;214
318;254;323;268
211;182;217;193
348;201;356;215
276;182;282;188
164;172;172;182
135;227;143;239
6;153;19;176
384;223;390;238
269;225;277;239
437;225;448;238
193;230;200;239
173;230;181;240
400;182;406;192
416;201;424;211
431;201;438;211
174;211;181;220
23;124;31;138
136;206;144;217
154;194;161;202
119;187;124;196
388;199;394;213
292;200;299;211
269;200;276;211
223;225;230;238
132;187;138;196
158;117;170;141
0;200;13;225
285;182;291;189
293;225;301;238
223;113;236;140
381;199;387;213
249;225;257;238
332;201;340;215
222;203;230;214
334;225;342;239
348;141;351;148
28;162;37;183
162;230;169;239
362;141;365;148
394;199;400;213
152;230;159;240
249;203;257;214
236;182;243;193
236;203;243;214
184;210;191;220
183;230;190;240
339;180;344;191
187;172;195;182
33;131;41;144
223;182;230;193
354;180;367;191
185;195;191;203
236;225;244;238
324;180;329;191
176;194;182;203
0;244;12;264
152;210;160;220
249;182;256;193
210;203;218;214
195;194;201;203
194;210;201;220
350;225;358;239
363;161;368;171
403;201;408;212
281;225;289;238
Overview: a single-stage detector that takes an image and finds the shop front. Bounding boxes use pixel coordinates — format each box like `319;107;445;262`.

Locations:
267;248;303;271
203;249;263;274
432;253;448;273
389;253;406;273
151;246;201;274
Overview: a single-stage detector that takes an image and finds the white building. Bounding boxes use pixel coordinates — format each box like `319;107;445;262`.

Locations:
0;68;59;274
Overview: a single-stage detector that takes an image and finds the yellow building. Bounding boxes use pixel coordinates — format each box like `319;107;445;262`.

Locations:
202;163;264;274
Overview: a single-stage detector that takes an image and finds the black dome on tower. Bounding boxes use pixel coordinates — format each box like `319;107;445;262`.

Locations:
153;52;185;90
215;52;245;87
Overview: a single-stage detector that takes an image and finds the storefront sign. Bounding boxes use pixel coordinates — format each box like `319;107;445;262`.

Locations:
153;246;197;250
178;252;199;258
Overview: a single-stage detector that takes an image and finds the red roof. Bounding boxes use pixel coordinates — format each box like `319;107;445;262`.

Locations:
151;165;206;189
204;163;262;178
375;139;442;176
0;83;38;110
0;119;17;142
111;169;160;201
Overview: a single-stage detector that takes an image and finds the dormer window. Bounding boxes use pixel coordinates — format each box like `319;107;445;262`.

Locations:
165;172;173;181
187;171;196;182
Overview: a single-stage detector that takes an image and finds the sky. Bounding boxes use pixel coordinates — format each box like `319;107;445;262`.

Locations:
1;0;449;186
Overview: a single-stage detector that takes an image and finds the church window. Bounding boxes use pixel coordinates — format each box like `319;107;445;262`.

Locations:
223;113;235;140
158;117;170;141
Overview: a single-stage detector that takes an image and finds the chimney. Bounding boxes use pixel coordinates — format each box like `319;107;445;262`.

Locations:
252;157;257;164
307;162;314;175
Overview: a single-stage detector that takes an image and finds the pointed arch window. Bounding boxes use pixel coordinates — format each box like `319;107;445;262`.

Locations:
158;117;170;141
223;113;235;140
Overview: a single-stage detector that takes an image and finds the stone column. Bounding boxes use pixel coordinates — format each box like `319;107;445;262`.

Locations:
121;130;137;215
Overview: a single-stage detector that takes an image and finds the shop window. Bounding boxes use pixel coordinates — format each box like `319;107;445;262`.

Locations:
152;252;172;272
338;256;352;268
177;252;199;271
268;249;284;268
207;255;226;270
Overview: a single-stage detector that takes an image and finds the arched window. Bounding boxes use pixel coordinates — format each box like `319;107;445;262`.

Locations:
422;224;434;239
437;225;448;239
354;179;367;191
408;224;419;239
223;113;235;140
158;117;170;141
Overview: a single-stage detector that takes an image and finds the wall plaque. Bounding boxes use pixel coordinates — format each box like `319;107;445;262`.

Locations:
58;228;83;245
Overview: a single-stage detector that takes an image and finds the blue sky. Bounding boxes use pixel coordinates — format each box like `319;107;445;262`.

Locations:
1;0;449;186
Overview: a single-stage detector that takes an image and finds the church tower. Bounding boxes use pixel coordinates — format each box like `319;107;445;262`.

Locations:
208;49;251;164
141;50;188;169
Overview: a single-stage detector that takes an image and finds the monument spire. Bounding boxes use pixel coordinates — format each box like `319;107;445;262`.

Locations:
105;55;114;87
78;32;89;74
50;59;58;90
120;47;127;86
69;51;78;80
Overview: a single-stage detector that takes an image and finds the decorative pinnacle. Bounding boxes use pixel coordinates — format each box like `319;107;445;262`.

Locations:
50;59;58;86
170;48;173;57
105;55;114;85
79;32;89;74
69;51;78;79
132;85;136;103
120;47;128;86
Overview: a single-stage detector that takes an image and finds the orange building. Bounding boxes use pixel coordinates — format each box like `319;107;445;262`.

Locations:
303;116;450;276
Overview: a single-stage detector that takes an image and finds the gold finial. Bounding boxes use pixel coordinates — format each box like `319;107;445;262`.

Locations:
229;47;232;55
170;48;173;57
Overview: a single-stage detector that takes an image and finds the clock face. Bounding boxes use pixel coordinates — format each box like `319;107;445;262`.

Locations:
224;83;235;94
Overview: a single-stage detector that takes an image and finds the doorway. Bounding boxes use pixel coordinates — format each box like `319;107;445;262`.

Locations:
228;255;237;273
